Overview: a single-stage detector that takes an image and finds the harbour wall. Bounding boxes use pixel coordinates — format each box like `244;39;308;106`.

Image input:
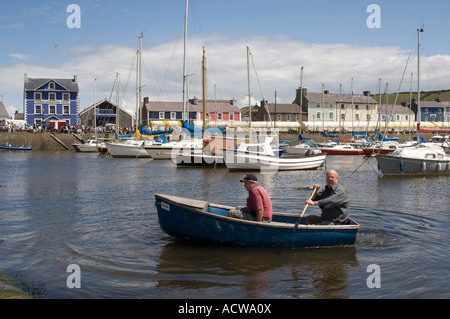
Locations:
0;131;432;151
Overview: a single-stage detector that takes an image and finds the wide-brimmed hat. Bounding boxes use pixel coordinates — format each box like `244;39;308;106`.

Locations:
240;174;258;182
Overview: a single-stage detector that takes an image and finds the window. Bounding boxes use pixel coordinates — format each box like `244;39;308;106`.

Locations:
63;105;70;115
355;104;359;110
405;115;408;121
35;105;42;114
49;93;56;101
229;113;234;121
35;92;42;100
356;114;360;121
340;114;345;120
366;104;370;110
159;112;164;120
63;93;70;101
367;114;371;121
49;82;55;89
396;115;400;121
329;112;333;120
341;104;345;109
287;114;291;121
316;103;321;108
170;112;176;120
217;113;223;120
35;119;42;127
296;114;300;121
277;114;282;121
49;105;56;114
316;112;321;120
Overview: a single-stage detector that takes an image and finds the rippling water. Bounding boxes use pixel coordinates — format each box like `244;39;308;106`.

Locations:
0;151;448;299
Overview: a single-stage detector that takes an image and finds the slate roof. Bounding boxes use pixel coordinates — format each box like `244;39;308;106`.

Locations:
0;101;10;118
144;100;240;113
306;92;377;104
24;76;79;91
378;104;415;115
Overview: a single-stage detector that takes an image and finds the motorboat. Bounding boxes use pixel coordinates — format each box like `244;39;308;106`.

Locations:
375;144;450;175
320;144;363;155
224;136;326;173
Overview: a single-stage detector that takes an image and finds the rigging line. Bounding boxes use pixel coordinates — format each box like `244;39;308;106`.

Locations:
119;49;137;107
249;49;273;125
383;53;411;138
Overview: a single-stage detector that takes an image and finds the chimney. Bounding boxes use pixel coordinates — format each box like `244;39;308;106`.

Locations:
24;73;28;81
435;97;441;102
144;97;149;104
324;90;329;95
191;96;198;105
363;91;371;96
230;98;237;105
294;87;308;105
73;75;78;82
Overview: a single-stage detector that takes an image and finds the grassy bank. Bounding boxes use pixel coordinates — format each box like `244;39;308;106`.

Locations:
0;273;30;299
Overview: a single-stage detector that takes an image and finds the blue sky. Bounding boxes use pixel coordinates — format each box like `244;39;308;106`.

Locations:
1;0;450;116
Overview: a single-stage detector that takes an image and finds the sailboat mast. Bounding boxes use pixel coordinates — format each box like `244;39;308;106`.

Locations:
94;78;97;140
247;46;251;131
138;33;143;129
417;27;424;128
202;47;206;139
116;73;120;140
182;0;189;122
299;66;303;134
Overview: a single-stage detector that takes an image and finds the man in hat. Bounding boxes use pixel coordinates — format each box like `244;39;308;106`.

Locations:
227;174;272;223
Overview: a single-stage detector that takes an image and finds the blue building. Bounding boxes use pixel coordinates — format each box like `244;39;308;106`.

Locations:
24;74;79;128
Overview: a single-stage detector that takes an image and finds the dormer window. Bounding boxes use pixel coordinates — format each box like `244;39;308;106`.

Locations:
49;82;55;89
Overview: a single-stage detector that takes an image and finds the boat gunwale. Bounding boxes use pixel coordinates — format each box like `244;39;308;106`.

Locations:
155;194;360;231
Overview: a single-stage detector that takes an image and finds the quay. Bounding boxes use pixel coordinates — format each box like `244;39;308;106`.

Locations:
0;131;434;152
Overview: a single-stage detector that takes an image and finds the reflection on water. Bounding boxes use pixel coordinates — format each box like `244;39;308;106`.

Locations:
0;152;448;298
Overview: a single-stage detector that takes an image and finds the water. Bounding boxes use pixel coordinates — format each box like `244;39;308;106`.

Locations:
0;151;448;299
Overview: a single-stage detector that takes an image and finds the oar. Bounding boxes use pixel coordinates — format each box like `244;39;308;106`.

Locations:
293;187;318;235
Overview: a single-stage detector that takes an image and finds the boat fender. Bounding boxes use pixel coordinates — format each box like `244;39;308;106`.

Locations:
421;161;426;172
436;163;441;172
446;162;450;172
400;161;403;172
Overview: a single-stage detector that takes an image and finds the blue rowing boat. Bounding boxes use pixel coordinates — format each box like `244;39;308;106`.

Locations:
0;144;32;151
155;194;360;248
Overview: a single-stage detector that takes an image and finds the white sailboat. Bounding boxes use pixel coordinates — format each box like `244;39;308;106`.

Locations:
106;34;164;159
375;28;450;175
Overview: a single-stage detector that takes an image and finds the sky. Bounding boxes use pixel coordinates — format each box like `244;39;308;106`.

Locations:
1;0;450;117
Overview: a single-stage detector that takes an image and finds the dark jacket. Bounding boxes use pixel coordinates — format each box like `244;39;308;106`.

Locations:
315;183;349;223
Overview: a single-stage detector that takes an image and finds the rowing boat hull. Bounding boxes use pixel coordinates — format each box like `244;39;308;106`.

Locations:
155;194;359;247
0;145;32;151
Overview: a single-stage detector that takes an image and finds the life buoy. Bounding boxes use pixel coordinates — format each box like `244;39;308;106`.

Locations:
421;161;426;172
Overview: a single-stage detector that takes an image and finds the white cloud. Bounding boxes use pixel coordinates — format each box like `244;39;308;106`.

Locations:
9;53;29;61
1;35;449;117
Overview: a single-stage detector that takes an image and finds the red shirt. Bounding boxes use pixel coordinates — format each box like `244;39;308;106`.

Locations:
247;184;273;220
